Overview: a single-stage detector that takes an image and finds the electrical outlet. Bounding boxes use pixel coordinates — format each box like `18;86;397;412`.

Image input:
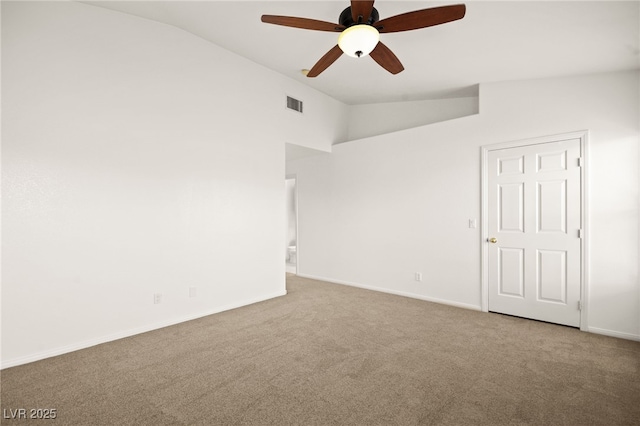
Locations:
189;287;197;298
415;272;423;282
154;293;162;304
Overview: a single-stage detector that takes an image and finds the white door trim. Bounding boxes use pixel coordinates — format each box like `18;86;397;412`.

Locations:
286;174;299;274
480;131;589;331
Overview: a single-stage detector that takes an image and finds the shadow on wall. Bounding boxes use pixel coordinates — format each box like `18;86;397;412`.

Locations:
343;94;479;142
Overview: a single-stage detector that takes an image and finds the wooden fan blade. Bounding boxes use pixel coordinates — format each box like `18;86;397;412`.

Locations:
261;15;344;32
351;1;375;23
375;4;466;33
369;42;404;75
307;45;343;77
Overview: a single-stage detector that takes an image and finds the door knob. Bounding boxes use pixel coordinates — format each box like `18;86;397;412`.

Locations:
489;237;498;244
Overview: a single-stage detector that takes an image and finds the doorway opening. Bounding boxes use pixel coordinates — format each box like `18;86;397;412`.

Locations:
285;176;298;274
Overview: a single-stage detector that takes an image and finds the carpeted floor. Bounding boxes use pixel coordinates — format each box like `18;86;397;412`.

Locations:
2;274;639;425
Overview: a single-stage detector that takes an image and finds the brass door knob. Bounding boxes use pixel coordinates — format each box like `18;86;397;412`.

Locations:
489;238;498;244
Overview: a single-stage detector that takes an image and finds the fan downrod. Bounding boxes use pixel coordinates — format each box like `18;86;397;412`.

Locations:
339;6;379;27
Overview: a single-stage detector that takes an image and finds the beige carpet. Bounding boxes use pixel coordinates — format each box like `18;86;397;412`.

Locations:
2;274;639;425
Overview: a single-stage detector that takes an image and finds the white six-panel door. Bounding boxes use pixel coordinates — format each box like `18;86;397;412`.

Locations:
487;138;582;327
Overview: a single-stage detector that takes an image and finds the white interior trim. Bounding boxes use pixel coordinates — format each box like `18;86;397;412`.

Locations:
587;327;640;342
298;273;482;312
1;290;287;370
286;174;298;275
480;130;590;330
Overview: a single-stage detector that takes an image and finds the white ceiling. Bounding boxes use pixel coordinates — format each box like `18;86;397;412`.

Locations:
84;1;639;105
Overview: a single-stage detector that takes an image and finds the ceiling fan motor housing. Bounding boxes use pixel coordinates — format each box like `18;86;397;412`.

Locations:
339;6;379;27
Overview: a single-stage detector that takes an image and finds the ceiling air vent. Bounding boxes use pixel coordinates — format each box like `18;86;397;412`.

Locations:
286;96;303;113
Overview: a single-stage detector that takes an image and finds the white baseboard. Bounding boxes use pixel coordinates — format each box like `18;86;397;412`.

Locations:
297;273;482;312
1;290;287;370
587;326;640;342
296;274;640;342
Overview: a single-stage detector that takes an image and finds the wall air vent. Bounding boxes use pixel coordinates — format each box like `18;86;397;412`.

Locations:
286;96;303;113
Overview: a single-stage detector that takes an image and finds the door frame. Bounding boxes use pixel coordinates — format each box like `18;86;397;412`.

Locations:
285;174;299;274
480;131;589;331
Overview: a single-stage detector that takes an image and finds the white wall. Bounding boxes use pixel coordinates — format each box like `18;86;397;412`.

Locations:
285;178;297;248
345;96;479;142
1;1;347;367
288;70;640;340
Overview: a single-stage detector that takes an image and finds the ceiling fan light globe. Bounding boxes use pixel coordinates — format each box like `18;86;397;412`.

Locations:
338;24;380;58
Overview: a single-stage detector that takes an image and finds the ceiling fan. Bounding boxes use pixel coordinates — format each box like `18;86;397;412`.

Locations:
261;1;466;77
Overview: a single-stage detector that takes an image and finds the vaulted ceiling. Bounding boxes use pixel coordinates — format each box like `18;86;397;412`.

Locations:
85;1;639;105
